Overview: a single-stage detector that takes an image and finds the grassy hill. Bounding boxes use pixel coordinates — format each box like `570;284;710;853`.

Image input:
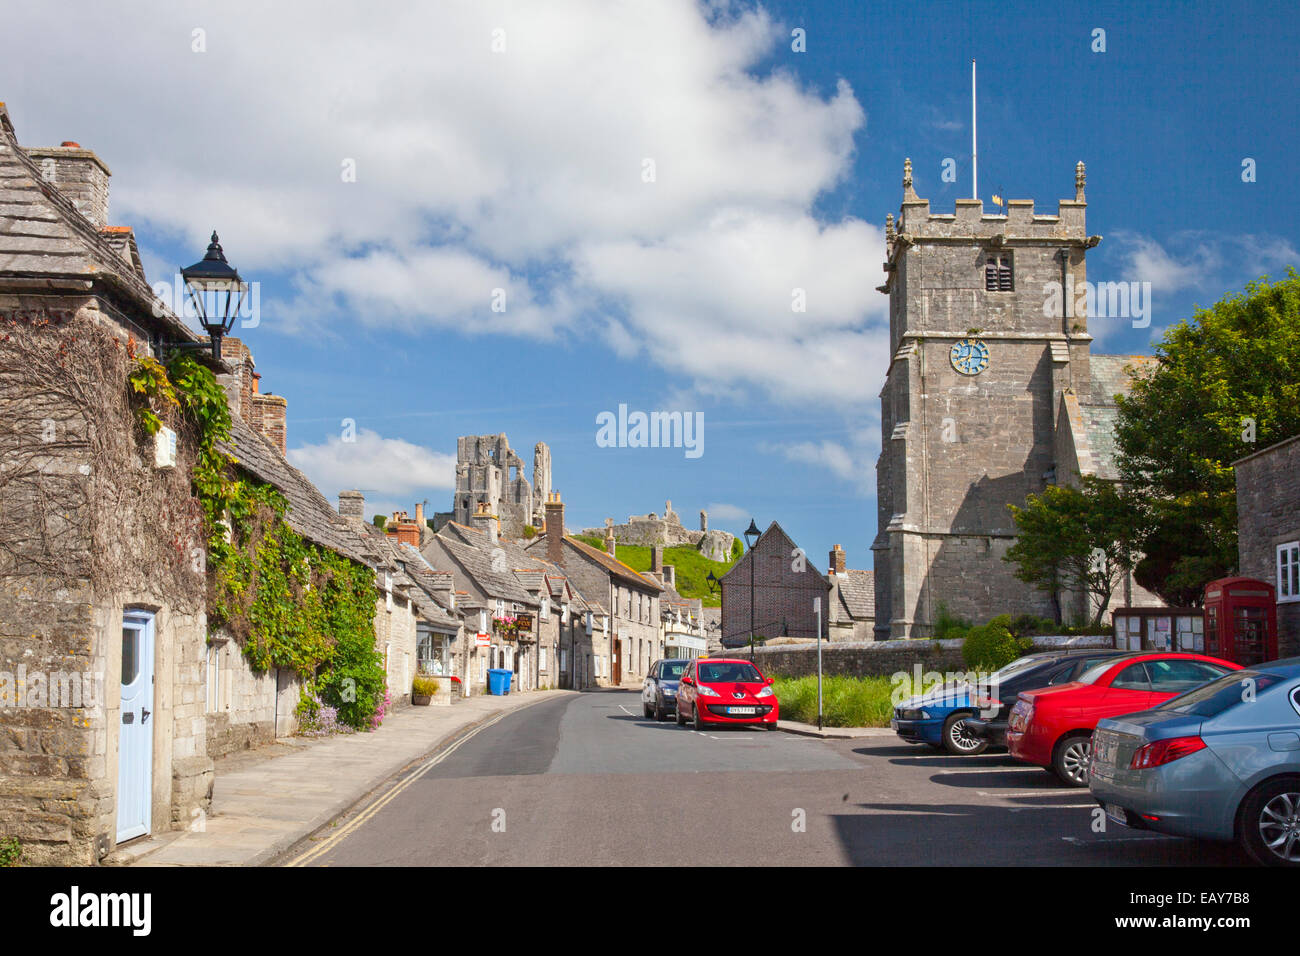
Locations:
574;536;735;607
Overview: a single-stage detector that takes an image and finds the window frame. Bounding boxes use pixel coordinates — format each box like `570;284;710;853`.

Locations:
984;252;1014;292
1277;541;1300;603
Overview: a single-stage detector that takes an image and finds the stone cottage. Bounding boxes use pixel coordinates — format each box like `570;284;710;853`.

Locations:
0;105;215;862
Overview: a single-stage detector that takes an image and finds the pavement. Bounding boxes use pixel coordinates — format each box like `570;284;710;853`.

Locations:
776;718;893;739
110;688;573;866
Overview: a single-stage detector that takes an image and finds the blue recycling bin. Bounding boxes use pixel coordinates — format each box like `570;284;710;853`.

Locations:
487;668;513;696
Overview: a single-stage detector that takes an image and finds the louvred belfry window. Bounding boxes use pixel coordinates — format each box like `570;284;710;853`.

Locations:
985;254;1013;291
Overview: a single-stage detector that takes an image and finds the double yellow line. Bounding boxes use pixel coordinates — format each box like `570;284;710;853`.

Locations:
282;705;520;866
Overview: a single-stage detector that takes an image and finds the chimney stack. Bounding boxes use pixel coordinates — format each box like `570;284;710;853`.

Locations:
663;564;676;590
471;500;499;544
250;392;288;455
386;509;422;548
24;142;111;228
829;543;846;575
651;545;663;574
604;526;616;559
339;490;365;521
545;492;565;567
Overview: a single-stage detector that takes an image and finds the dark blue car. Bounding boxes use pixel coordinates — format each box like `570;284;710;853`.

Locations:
642;658;689;721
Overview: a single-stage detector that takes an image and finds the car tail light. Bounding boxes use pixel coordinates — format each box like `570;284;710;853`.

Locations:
1129;735;1206;770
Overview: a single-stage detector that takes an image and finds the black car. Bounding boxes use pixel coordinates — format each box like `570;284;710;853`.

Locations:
964;648;1133;747
642;658;689;721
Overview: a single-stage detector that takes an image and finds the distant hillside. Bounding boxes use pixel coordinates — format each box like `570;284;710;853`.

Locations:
574;536;735;607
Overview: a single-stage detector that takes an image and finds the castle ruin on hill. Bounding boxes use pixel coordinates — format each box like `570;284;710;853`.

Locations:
581;501;736;563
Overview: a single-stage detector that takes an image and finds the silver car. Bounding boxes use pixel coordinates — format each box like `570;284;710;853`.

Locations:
1090;658;1300;867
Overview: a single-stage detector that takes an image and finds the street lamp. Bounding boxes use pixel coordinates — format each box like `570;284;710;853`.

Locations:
179;231;247;361
744;519;761;662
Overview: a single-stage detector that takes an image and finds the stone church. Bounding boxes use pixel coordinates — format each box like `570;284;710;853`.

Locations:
872;160;1160;639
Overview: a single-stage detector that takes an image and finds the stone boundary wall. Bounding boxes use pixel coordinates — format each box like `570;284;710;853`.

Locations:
743;634;1114;679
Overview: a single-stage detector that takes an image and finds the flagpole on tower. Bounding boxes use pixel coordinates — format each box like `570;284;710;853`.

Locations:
972;58;978;201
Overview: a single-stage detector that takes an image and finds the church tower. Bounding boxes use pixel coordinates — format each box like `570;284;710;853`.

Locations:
872;160;1100;638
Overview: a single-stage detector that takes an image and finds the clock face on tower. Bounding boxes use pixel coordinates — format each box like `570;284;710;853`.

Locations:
950;338;990;376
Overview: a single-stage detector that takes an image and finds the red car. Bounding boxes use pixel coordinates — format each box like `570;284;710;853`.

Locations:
1006;652;1241;786
675;658;779;730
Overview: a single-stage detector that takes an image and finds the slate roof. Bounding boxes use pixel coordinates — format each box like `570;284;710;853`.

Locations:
1074;353;1157;481
836;569;875;620
433;535;536;605
0;103;200;347
219;415;371;565
1088;354;1157;407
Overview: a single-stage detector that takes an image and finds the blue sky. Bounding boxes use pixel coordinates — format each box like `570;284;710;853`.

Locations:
4;0;1297;570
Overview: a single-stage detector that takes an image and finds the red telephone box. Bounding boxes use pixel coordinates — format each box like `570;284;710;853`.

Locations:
1203;577;1278;666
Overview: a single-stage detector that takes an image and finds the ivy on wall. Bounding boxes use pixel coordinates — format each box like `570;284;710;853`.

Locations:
130;353;386;729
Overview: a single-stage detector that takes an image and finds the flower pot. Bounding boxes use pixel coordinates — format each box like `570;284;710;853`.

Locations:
412;694;432;706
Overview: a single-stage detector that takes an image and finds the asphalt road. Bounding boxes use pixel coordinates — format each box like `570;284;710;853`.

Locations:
284;690;1251;866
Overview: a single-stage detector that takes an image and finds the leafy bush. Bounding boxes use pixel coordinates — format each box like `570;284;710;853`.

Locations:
412;676;440;697
0;836;21;867
731;538;743;560
522;525;538;539
962;619;1032;670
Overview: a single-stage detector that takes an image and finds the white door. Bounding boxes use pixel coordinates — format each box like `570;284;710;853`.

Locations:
116;611;155;843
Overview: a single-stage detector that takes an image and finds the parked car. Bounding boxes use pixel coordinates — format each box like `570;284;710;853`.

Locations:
964;649;1132;749
642;658;689;721
892;649;1131;755
1090;658;1300;867
675;658;779;730
1006;652;1241;786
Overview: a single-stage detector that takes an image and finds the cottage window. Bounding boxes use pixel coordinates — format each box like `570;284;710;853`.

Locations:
206;643;222;713
984;254;1013;291
539;647;548;671
1278;541;1300;602
496;598;505;616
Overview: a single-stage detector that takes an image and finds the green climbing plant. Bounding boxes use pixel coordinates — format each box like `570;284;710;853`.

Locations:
129;352;386;729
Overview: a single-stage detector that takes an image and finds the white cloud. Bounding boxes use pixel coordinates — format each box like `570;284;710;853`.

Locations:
705;502;751;522
2;1;884;407
287;429;456;505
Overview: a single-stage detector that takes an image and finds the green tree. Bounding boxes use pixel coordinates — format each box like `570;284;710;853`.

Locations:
1114;270;1300;603
1004;477;1139;626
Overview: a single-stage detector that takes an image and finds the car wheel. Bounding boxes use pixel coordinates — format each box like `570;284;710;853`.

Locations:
675;703;686;726
654;700;666;722
765;720;778;731
1239;778;1300;867
1052;733;1094;787
694;705;705;732
643;702;653;719
941;713;989;756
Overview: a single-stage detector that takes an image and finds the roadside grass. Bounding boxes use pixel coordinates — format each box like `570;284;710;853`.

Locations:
772;675;895;728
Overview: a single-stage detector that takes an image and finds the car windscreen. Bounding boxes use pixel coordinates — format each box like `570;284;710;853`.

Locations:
698;662;763;683
660;662;686;679
990;655;1053;682
1155;671;1285;716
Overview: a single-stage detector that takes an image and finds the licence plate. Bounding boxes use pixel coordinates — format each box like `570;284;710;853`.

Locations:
728;706;757;715
1104;803;1128;827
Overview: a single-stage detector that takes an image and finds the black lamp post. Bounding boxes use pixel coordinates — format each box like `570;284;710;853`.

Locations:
744;519;761;661
178;231;247;361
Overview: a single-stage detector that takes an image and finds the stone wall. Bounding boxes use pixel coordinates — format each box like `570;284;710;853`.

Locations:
745;634;1113;680
1236;435;1300;658
0;306;212;863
